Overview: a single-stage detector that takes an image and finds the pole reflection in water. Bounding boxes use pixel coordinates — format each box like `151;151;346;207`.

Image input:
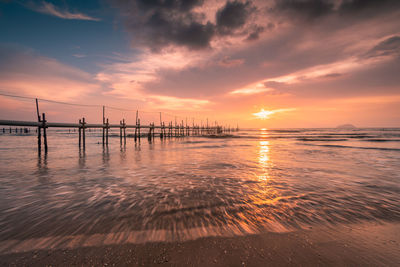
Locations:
120;144;126;162
79;148;86;170
102;145;110;168
36;153;49;183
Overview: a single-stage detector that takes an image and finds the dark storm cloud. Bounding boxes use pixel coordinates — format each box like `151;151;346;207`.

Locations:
339;0;400;13
113;0;212;50
133;0;203;11
272;0;400;20
216;0;255;34
365;36;400;58
245;24;271;41
273;0;334;20
112;0;257;50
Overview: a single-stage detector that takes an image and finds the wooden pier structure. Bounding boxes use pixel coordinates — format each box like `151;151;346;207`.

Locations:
0;99;239;153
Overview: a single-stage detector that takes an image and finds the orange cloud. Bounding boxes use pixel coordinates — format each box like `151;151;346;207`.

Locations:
0;53;99;101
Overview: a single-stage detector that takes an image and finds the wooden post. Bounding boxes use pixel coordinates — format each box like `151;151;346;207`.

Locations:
106;118;109;146
123;119;126;144
160;112;163;139
134;124;137;142
82;117;86;149
138;119;141;142
120;120;122;145
134;123;137;142
42;113;48;153
79;119;82;148
35;99;41;153
148;124;151;142
102;106;105;146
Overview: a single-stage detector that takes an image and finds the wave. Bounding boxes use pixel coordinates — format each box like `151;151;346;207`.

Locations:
205;134;241;138
302;143;400;151
360;139;400;142
268;130;303;133
297;138;348;142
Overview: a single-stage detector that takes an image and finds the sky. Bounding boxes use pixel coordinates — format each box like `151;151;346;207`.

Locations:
0;0;399;128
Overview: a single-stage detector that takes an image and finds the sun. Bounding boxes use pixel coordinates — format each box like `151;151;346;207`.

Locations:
253;109;276;120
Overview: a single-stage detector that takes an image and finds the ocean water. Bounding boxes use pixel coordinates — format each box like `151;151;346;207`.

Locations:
0;128;400;252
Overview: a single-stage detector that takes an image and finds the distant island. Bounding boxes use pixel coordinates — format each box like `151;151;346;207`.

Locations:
336;124;356;129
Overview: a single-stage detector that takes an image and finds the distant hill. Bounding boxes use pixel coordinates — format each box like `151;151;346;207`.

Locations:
336;124;356;129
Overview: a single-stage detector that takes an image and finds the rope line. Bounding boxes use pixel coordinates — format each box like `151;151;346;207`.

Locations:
0;91;235;126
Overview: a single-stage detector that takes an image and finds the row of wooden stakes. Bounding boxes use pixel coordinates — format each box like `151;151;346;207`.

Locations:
75;117;230;149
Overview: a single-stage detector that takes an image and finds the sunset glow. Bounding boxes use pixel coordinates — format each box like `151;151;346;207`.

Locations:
253;109;276;120
1;1;400;266
0;0;399;128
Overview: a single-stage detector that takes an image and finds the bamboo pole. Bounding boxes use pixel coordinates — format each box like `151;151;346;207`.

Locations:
102;106;105;146
123;119;126;144
134;111;138;142
148;123;151;142
82;117;86;149
79;119;82;148
138;119;141;142
159;112;163;139
181;123;184;136
35;99;41;153
42;113;48;153
120;120;122;145
106;118;109;146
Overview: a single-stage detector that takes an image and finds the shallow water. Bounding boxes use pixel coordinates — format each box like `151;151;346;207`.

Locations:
0;128;400;251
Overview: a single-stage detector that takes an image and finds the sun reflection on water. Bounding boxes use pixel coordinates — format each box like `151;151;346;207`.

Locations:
257;129;272;181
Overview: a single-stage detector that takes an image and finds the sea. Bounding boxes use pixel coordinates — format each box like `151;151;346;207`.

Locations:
0;128;400;252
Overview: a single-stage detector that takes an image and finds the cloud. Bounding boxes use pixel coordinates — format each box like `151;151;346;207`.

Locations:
271;0;400;22
72;54;87;58
266;58;362;84
229;82;273;95
96;48;212;110
29;1;100;21
252;108;296;119
338;0;400;14
230;87;272;95
112;0;213;51
364;35;400;59
0;45;100;101
145;95;210;111
273;0;334;20
246;33;400;92
112;0;260;51
245;25;267;41
216;0;255;34
218;56;244;67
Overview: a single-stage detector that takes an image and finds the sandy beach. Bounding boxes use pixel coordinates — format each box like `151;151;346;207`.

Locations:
1;222;399;266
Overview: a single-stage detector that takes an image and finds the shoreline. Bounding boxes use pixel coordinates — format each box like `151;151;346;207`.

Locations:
1;221;399;266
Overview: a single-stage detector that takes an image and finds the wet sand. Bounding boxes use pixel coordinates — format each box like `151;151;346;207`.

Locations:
1;222;399;266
